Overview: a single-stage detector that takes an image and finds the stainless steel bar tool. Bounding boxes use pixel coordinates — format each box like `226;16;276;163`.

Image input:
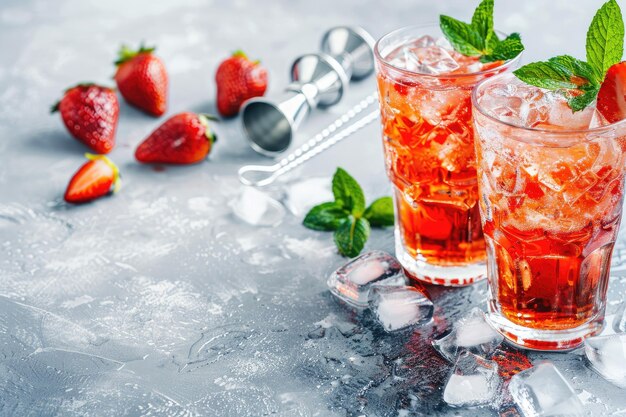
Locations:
238;92;379;187
241;26;375;156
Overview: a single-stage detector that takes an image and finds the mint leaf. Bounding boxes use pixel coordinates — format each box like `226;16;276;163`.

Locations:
514;54;601;112
513;61;582;90
334;216;370;258
480;36;524;62
506;32;521;42
440;0;523;61
471;0;494;43
363;197;394;227
303;202;349;231
567;84;600;112
332;168;366;216
586;0;625;81
302;168;393;257
548;55;597;84
512;0;626;114
440;15;484;56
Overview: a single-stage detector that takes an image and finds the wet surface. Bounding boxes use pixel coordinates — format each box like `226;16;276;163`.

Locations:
1;0;626;415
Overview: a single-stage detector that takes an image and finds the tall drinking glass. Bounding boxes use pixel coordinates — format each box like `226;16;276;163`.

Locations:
473;72;626;350
374;25;520;286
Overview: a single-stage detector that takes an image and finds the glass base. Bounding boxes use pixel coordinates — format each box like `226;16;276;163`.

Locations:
487;305;605;351
395;233;487;287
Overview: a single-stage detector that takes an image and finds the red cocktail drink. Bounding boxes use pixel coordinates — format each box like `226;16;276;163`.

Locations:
473;72;626;350
374;26;518;286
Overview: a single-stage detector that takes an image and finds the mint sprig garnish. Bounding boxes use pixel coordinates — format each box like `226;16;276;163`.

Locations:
303;168;394;258
587;0;625;81
514;0;624;112
439;0;524;63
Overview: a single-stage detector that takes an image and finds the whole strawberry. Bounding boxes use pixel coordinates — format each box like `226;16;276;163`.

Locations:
114;44;168;117
65;153;121;204
52;84;119;154
135;112;217;164
216;50;267;117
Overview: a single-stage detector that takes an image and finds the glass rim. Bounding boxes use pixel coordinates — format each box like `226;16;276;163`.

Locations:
374;24;522;80
471;72;626;135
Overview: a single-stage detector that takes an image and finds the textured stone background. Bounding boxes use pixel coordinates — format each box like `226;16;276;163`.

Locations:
1;0;625;416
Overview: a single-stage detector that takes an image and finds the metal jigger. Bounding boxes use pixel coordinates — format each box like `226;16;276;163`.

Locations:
241;26;375;156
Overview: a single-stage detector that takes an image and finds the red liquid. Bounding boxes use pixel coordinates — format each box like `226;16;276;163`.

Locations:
483;221;617;330
473;93;626;345
377;58;504;269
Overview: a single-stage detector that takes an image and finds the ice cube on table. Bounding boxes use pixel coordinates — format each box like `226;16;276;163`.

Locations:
368;285;433;331
230;186;286;227
327;251;406;308
432;308;504;362
508;362;583;417
584;333;626;389
443;352;501;408
613;301;626;334
283;177;333;216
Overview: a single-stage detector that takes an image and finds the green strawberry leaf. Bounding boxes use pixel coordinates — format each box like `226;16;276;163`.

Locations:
333;216;370;258
332;168;366;216
586;0;625;82
363;197;395;227
114;43;155;66
480;35;524;62
303;202;350;231
440;15;484;56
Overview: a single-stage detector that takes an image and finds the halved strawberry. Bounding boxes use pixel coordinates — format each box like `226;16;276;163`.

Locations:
64;154;121;204
597;61;626;124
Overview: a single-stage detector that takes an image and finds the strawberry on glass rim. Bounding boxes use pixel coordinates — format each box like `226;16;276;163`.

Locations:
597;61;626;123
513;0;625;125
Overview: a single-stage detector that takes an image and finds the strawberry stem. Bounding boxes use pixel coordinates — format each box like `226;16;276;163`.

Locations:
199;113;220;122
52;84;114;113
198;114;218;143
114;43;156;66
232;49;248;59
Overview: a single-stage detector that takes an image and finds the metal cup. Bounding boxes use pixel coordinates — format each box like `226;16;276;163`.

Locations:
241;26;375;156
